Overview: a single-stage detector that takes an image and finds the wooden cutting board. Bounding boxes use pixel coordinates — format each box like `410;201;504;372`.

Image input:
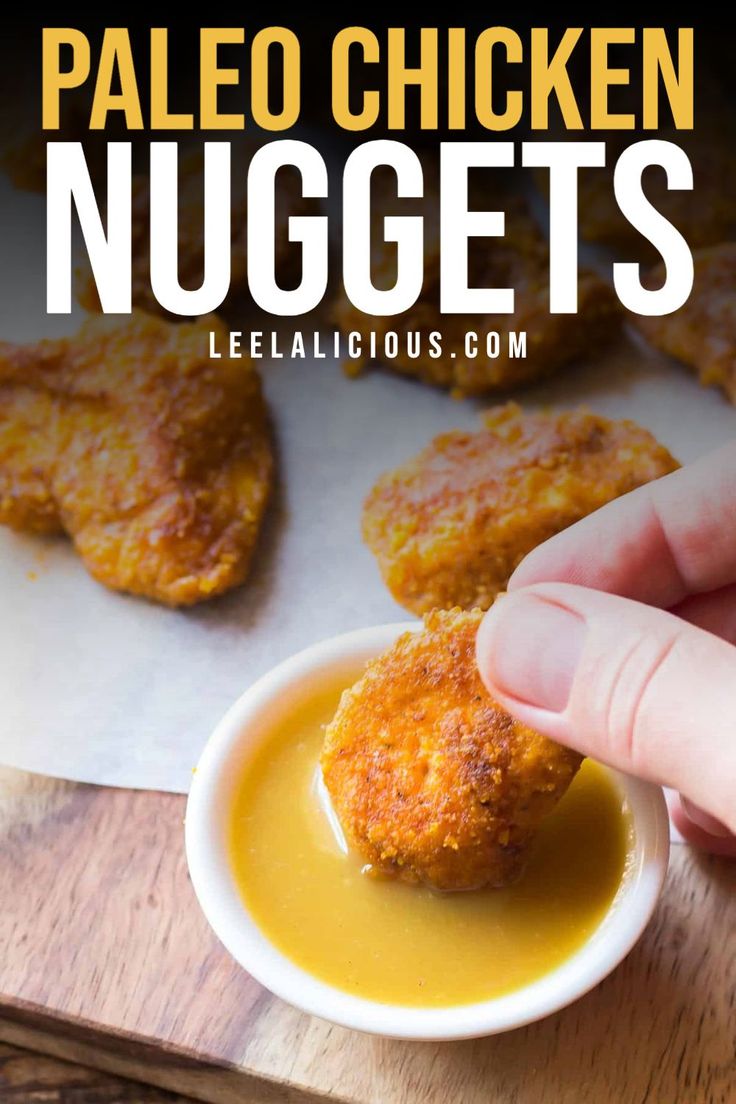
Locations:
0;765;733;1104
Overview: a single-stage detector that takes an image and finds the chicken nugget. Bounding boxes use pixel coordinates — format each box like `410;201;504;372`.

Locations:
321;608;582;891
532;74;736;260
575;117;736;258
635;243;736;405
0;311;272;606
363;403;678;615
333;162;620;395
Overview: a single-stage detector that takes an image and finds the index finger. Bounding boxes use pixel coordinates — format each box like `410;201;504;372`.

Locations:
509;439;736;607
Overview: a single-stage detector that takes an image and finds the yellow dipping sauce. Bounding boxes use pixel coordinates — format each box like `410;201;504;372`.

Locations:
229;681;631;1008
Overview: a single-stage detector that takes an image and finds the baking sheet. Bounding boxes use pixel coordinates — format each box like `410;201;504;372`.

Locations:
0;174;734;794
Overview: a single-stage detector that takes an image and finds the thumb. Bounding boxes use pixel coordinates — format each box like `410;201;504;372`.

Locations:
476;582;736;834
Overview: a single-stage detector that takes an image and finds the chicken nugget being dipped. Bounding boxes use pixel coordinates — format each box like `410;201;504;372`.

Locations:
363;403;678;615
0;311;273;606
321;608;582;892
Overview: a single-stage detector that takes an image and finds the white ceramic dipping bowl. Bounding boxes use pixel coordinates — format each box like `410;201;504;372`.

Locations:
185;622;670;1041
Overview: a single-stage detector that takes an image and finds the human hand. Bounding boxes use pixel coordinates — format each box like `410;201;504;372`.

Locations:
476;438;736;855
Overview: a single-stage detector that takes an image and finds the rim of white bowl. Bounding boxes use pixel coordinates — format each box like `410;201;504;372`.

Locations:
185;622;670;1041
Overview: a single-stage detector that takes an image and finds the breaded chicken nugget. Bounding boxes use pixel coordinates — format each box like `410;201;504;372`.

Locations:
575;118;736;258
635;243;736;405
363;403;678;615
0;311;272;606
533;77;736;259
77;145;314;316
333;162;620;395
321;608;582;891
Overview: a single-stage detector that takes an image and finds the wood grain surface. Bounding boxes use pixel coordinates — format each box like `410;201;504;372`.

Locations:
0;765;733;1104
0;1042;194;1102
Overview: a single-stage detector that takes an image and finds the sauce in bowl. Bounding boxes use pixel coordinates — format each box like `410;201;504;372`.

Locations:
229;679;630;1008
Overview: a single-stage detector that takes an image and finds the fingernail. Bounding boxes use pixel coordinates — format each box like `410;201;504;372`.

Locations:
477;593;586;712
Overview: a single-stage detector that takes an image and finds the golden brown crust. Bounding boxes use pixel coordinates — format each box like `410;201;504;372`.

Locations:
635;243;736;405
363;403;679;615
333;162;621;395
321;608;582;891
0;311;273;606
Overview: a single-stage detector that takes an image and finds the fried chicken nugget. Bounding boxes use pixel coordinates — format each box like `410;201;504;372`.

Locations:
333;162;620;395
363;403;678;615
530;72;736;260
635;243;736;405
321;608;582;891
0;311;272;606
77;146;313;317
576;116;736;258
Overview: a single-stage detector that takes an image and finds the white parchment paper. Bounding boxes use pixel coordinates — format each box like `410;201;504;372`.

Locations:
0;174;733;793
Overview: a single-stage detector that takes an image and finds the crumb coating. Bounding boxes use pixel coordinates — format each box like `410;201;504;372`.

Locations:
636;243;736;405
321;608;583;892
0;311;273;605
363;403;679;614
